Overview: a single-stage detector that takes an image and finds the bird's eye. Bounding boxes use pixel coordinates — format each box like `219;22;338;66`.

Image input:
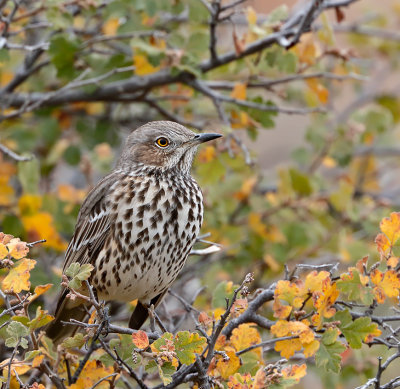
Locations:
156;137;169;148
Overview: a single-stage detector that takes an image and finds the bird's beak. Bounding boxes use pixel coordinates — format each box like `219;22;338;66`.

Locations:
193;133;223;144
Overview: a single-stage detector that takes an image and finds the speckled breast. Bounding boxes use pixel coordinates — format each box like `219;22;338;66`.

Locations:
92;172;203;303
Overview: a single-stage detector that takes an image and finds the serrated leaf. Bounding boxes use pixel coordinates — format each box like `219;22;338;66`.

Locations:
66;263;94;289
174;331;206;365
336;268;374;305
24;350;40;361
335;310;380;349
2;258;36;293
315;329;346;373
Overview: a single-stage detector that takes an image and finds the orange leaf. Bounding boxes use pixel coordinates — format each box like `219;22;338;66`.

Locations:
375;233;390;255
370;269;400;302
275;338;302;359
132;330;149;349
282;364;307;381
2;258;36;293
231;83;247;100
29;284;53;302
102;17;120;35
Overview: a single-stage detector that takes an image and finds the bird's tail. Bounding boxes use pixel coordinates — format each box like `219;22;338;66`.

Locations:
46;290;89;345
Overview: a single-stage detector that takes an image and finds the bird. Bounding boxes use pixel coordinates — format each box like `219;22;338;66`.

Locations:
46;121;222;344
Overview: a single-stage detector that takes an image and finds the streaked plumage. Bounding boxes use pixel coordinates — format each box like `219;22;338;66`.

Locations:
46;121;221;343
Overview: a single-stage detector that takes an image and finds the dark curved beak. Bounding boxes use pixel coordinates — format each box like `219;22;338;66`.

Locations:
193;133;223;143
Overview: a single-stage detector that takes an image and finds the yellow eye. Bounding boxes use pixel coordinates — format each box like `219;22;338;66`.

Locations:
156;137;169;148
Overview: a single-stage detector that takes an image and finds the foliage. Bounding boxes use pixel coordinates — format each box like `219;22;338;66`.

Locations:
1;0;400;388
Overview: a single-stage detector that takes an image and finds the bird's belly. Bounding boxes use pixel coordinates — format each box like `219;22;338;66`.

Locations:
91;176;203;303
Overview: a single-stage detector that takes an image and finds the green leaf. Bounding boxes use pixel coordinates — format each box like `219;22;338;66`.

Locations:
315;329;346;373
49;35;79;79
62;333;85;349
64;145;81;166
18;158;39;194
336;270;374;305
146;360;175;385
174;331;206;365
28;308;54;331
7;321;29;338
66;263;94;289
24;350;41;361
335;310;379;349
289;168;313;196
212;281;237;309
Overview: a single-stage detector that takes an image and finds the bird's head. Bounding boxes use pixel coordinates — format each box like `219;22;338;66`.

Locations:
117;121;222;174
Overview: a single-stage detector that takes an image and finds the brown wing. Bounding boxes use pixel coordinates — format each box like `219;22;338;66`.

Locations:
62;171;121;272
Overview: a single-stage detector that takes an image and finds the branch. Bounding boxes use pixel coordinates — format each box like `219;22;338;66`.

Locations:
0;143;32;161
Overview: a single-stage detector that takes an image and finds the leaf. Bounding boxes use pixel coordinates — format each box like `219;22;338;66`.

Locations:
28;307;54;331
335;310;381;349
65;263;94;289
18;159;40;194
212;281;237;309
132;330;149;349
375;233;390;255
315;329;346;373
216;350;241;379
29;284;53;302
370;269;400;303
231;323;261;356
231;83;247;100
174;331;206;365
133;54;160;76
69;360;114;389
5;321;29;349
289;168;313;196
2;258;36;293
49;35;79;79
380;212;400;246
6;238;29;259
282;364;307;382
62;333;85;349
146;360;175;385
275;338;302;359
336;268;374;305
273;280;303;319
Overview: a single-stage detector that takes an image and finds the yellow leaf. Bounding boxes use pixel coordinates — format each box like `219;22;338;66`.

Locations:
380;212;400;246
231;323;261;358
22;212;67;251
388;257;399;268
133;54;160;76
231;83;247;100
233;177;257;201
303;271;331;295
303;339;320;357
273;280;304;319
7;238;29;259
0;176;14;206
57;184;86;204
2;258;36;293
0;243;8;259
246;6;257;26
215;351;240;379
312;279;339;329
132;330;149;349
18;194;42;215
263;254;280;272
102;17;120;35
275;338;302;359
69;360;115;389
306;78;329;104
291;34;320;65
322;156;336;168
252;368;267;389
32;354;45;368
248;213;285;242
